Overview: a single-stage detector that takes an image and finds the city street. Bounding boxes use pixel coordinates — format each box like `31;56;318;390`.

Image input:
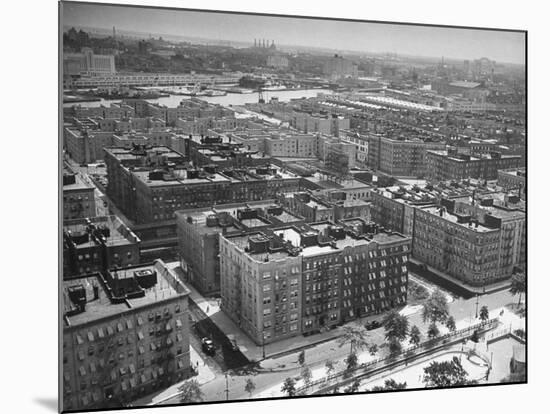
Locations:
159;285;523;404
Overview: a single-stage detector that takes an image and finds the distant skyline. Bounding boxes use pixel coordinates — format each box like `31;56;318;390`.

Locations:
62;2;526;64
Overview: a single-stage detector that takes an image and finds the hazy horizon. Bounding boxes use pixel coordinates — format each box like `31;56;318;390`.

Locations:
62;2;526;65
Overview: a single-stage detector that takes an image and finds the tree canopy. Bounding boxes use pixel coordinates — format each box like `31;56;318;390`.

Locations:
383;310;410;343
281;377;297;396
338;325;368;354
423;356;477;387
370;378;407;391
422;289;449;324
179;379;204;403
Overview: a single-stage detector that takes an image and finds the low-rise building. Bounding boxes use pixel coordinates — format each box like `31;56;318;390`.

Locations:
62;260;191;412
63;215;141;278
63;169;97;220
498;168;526;200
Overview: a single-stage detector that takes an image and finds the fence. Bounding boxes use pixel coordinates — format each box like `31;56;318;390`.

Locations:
295;318;499;395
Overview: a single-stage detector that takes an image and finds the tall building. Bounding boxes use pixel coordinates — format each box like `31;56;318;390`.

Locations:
425;149;522;182
219;220;411;345
63;215;141;279
62;260;191;412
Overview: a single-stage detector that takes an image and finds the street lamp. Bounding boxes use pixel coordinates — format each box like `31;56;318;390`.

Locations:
262;334;266;359
225;373;230;401
475;294;479;319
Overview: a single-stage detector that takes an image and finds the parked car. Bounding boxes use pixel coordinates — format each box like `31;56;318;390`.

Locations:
365;320;382;331
201;338;216;355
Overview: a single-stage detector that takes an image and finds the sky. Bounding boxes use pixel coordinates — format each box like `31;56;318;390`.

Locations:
62;2;526;64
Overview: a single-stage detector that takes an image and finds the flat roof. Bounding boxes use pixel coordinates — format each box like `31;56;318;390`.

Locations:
63;261;189;327
421;206;494;233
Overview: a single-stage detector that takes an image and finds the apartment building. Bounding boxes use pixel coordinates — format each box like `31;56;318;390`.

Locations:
176;201;304;295
219;221;411;345
62;260;191;412
104;145;303;225
63;169;97;221
63;216;141;279
426;149;522;182
367;135;446;177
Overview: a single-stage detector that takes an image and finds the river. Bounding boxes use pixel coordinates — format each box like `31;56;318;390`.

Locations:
63;88;335;109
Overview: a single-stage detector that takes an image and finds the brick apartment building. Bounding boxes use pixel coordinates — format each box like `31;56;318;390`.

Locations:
63;216;141;279
367;135;446;177
176;201;305;295
104;145;304;225
62;260;191;412
63;168;97;221
425;148;522;182
219;220;411;345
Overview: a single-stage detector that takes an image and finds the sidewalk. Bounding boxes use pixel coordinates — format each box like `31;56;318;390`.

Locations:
168;262;347;363
410;259;511;295
131;346;215;407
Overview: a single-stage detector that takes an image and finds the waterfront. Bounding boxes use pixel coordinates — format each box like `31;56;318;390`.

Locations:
63;88;334;108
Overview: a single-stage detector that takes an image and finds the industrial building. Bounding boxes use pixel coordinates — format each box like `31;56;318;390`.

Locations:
62;260;191;411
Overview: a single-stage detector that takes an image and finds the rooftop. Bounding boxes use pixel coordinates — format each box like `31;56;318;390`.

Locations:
64;215;140;248
63;260;189;328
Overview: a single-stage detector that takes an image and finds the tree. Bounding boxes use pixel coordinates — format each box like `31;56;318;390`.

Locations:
298;350;305;366
244;378;256;399
179;379;204;403
427;323;440;339
370;379;407;391
422;289;449;325
301;366;312;386
383;310;409;343
479;305;489;322
368;344;378;356
345;352;359;372
409;325;421;346
388;339;402;355
281;377;297;397
445;316;457;332
338;325;368;355
423;356;477;387
509;272;526;307
325;360;336;377
344;379;361;393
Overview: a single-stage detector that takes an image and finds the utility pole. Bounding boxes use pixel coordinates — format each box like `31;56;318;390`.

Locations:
262;335;266;359
225;373;229;401
475;294;479;319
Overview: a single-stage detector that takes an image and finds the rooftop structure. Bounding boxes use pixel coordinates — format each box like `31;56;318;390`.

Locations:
176;200;304;294
63;215;141;278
